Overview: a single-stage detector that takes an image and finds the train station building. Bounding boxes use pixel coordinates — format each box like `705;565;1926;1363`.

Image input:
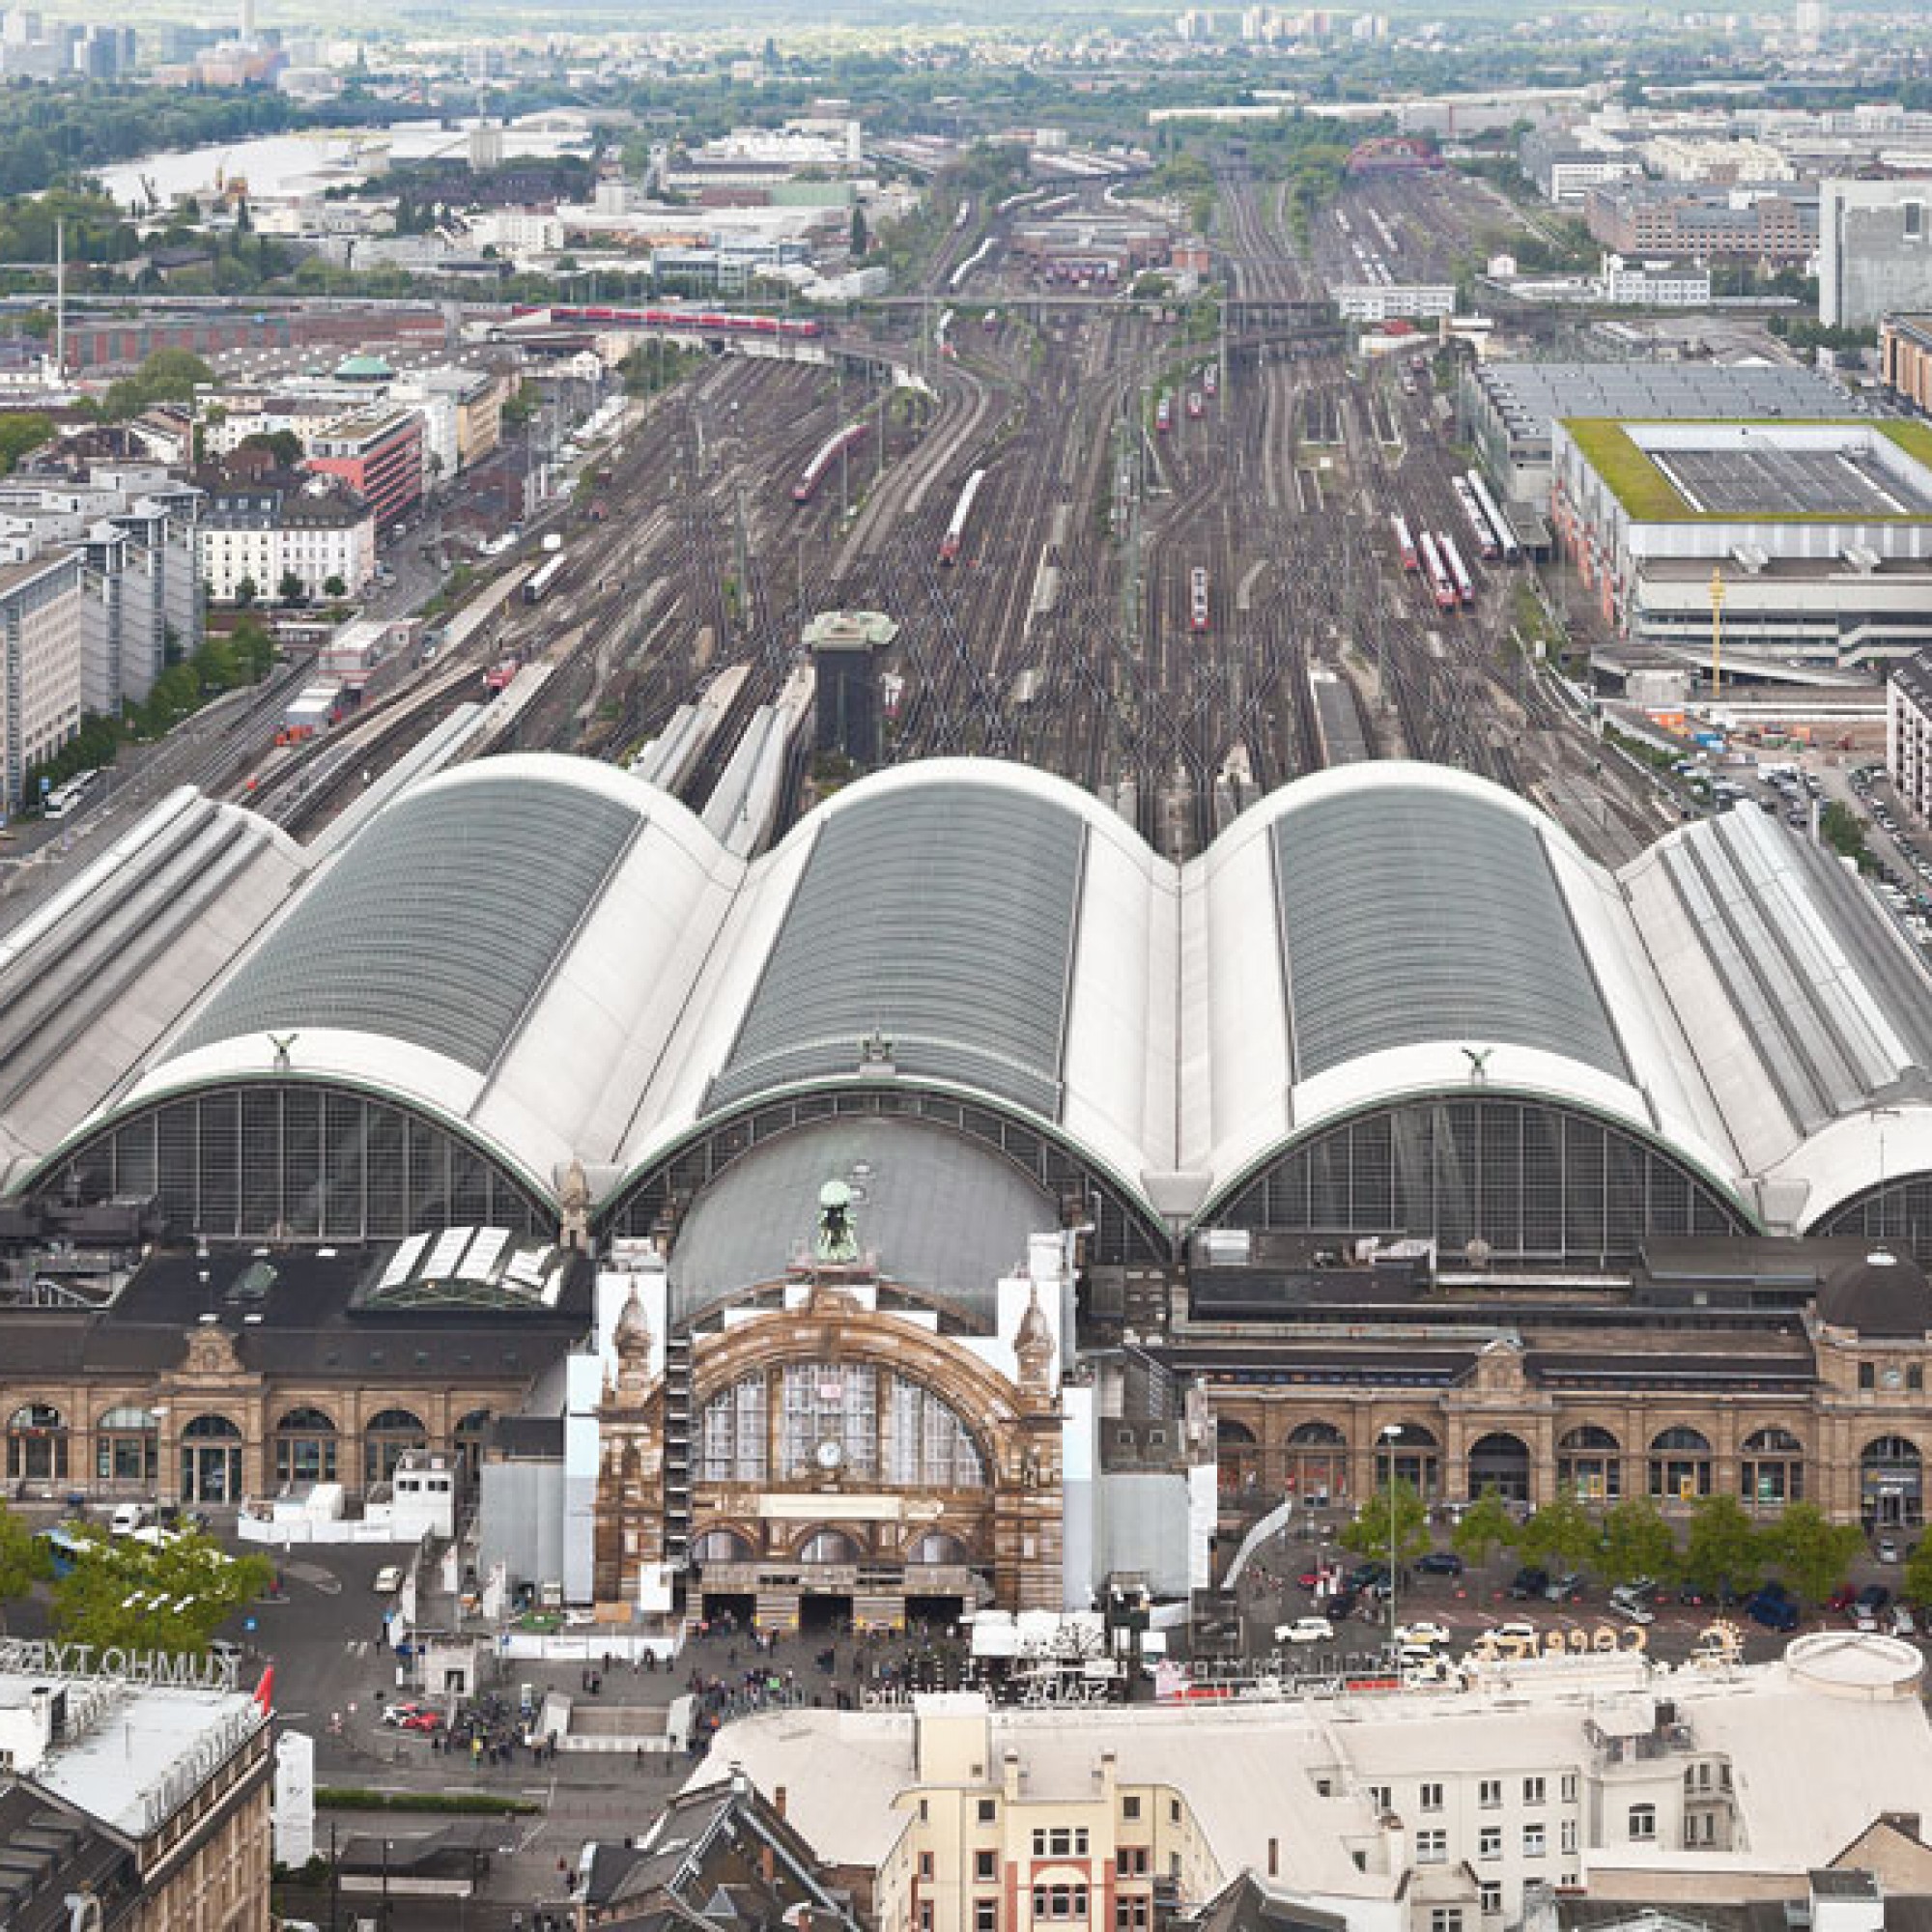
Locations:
10;755;1932;1605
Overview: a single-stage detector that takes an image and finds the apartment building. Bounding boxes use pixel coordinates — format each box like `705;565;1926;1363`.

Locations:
1583;181;1817;266
304;408;423;530
1889;650;1932;824
196;469;373;605
715;1638;1932;1932
0;545;83;809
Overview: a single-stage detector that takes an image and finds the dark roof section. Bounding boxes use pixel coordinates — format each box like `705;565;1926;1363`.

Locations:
0;1781;138;1932
1179;1872;1349;1932
0;1240;591;1385
583;1775;861;1932
175;775;643;1077
1819;1248;1932;1338
1271;783;1629;1085
707;779;1087;1123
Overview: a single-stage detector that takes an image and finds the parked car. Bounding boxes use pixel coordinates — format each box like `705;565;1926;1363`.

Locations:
1487;1621;1538;1646
1891;1603;1918;1638
1747;1585;1799;1633
1858;1583;1892;1612
1876;1535;1903;1564
1324;1588;1360;1622
1276;1617;1335;1646
381;1702;433;1729
1395;1621;1451;1647
1544;1573;1585;1604
1415;1551;1464;1577
1827;1584;1858;1613
1508;1567;1550;1601
1346;1562;1391;1592
373;1564;404;1594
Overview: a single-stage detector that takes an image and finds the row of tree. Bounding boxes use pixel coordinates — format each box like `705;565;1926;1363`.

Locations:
1339;1482;1909;1611
0;1504;271;1655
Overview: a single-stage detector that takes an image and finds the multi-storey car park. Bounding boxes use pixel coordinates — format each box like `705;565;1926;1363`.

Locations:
1551;418;1932;676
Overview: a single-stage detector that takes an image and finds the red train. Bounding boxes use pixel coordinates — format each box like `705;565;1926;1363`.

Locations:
795;422;869;504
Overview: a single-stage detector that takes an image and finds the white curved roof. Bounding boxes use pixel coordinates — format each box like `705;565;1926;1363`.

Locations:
1183;763;1742;1210
24;753;1932;1237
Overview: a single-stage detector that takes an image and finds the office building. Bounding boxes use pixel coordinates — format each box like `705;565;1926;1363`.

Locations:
1821;178;1932;329
0;546;82;810
303;409;423;531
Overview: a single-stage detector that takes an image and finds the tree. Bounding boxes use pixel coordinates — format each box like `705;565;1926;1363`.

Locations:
1904;1540;1932;1612
322;575;346;600
1768;1503;1863;1608
1452;1490;1518;1576
850;205;868;258
1682;1494;1764;1595
1598;1497;1675;1585
51;1527;271;1657
1518;1494;1599;1575
233;577;257;609
1340;1480;1432;1570
239;429;302;469
0;1503;48;1612
277;570;306;605
0;412;50;473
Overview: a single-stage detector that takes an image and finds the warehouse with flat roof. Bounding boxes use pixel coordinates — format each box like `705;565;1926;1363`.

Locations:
1461;360;1854;506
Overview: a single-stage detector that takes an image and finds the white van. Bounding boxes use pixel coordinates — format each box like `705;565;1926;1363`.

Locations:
110;1502;153;1536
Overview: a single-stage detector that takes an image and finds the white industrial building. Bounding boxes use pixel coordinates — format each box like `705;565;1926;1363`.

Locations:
1552;417;1932;676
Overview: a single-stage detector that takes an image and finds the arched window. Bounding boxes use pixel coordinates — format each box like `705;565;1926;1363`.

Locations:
1468;1433;1532;1505
1217;1418;1260;1503
907;1530;972;1567
691;1527;755;1565
180;1413;242;1506
798;1527;861;1565
1557;1426;1621;1502
7;1404;65;1483
699;1376;768;1484
95;1405;156;1487
363;1408;428;1490
1284;1421;1350;1507
781;1365;877;1480
1376;1422;1440;1500
886;1376;985;1489
1862;1435;1925;1529
274;1406;339;1488
1740;1428;1804;1509
1649;1427;1713;1502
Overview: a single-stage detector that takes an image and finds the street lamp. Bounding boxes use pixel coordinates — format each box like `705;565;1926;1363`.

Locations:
1379;1424;1402;1653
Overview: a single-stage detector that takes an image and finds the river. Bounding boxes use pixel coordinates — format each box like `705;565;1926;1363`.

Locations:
97;118;595;208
